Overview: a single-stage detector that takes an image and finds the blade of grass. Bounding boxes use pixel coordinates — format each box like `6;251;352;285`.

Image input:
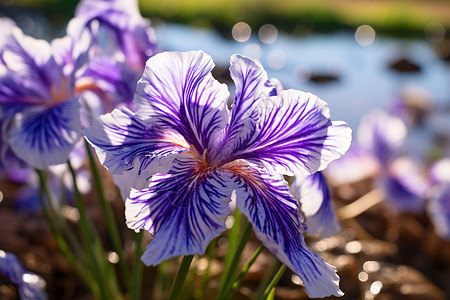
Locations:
85;139;132;292
216;214;252;300
254;259;281;299
131;230;144;300
261;264;286;300
168;255;195;300
220;244;263;300
67;160;121;300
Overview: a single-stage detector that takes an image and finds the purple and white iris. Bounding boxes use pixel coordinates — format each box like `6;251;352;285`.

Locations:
0;250;47;300
0;27;92;170
84;51;351;297
68;0;158;111
427;158;450;240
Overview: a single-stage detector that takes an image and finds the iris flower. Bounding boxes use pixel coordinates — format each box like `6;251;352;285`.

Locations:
85;51;351;297
0;250;47;300
68;0;158;110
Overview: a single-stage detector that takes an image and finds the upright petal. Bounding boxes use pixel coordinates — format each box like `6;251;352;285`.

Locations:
0;28;55;105
224;55;269;145
8;98;82;169
292;172;340;238
125;153;233;265
224;89;351;176
427;183;450;240
228;164;343;298
134;51;230;153
84;107;190;196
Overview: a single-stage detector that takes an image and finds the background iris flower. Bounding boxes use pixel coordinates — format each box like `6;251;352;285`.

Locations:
85;50;351;298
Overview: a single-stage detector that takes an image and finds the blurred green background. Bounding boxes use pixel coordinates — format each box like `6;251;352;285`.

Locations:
2;0;450;37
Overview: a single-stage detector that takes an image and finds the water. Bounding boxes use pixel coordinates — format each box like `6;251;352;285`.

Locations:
155;23;450;131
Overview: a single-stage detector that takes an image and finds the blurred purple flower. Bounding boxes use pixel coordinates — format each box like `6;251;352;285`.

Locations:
379;158;427;213
427;158;450;240
292;172;341;238
0;250;47;300
85;51;352;297
357;109;407;166
68;0;158;110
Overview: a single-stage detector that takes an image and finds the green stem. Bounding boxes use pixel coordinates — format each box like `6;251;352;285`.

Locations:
168;255;195;300
85;139;132;292
216;215;252;299
254;259;281;299
67;160;118;300
261;264;287;300
131;230;144;300
194;238;217;300
220;244;263;300
224;245;264;299
36;170;99;296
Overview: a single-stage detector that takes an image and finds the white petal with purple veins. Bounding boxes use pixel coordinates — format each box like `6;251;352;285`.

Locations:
126;153;233;265
228;166;343;298
134;51;230;153
292;172;340;237
8;98;82;169
225;89;351;176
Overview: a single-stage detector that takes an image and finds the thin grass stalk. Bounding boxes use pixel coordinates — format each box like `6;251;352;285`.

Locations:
67;160;119;300
220;244;264;300
85;140;132;292
261;264;287;300
216;216;252;299
131;230;144;300
36;170;99;296
193;238;217;300
254;259;281;299
168;255;195;300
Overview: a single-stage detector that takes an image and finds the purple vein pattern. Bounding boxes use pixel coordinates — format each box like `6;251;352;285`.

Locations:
84;50;352;298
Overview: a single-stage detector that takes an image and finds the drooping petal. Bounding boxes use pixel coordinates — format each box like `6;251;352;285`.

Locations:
134;51;230;153
83;107;190;196
427;183;450;240
225;89;352;176
357;109;407;166
125;153;233;265
228;164;343;298
292;172;340;238
0;250;47;300
8;98;82;170
379;157;427;213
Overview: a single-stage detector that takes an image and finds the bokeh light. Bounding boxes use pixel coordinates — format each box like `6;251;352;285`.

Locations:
355;25;376;46
258;24;278;44
232;22;251;42
267;49;286;70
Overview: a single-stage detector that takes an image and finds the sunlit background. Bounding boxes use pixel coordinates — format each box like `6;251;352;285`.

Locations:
1;0;450;299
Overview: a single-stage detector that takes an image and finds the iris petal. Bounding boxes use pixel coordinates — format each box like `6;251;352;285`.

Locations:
225;54;269;145
292;172;340;238
230;166;343;298
84;107;189;197
125;153;233;265
8;98;82;170
134;51;230;153
226;89;351;176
